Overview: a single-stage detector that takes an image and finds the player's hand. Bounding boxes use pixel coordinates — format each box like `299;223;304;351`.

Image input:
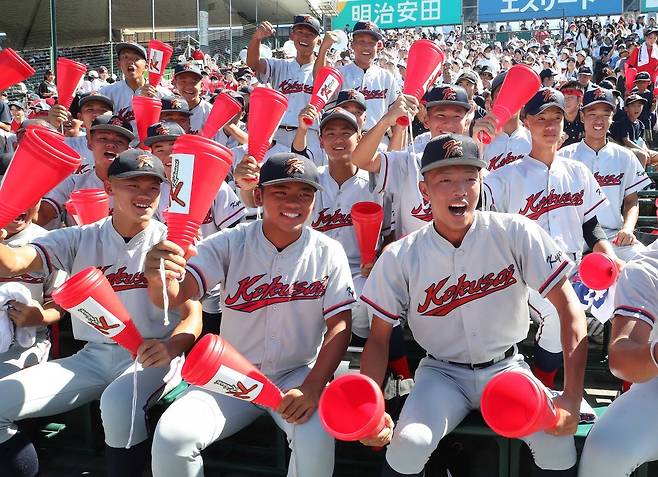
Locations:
140;82;159;98
0;229;7;241
277;383;322;424
254;21;275;41
298;105;319;130
234;155;261;191
384;94;419;127
549;394;580;436
137;339;174;368
472;114;499;143
320;30;339;49
360;262;374;278
359;412;394;447
144;240;187;284
47;104;71;129
612;227;637;247
7;300;47;328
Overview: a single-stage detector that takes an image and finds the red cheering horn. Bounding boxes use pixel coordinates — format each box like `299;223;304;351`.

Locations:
182;334;283;409
132;96;162;149
478;64;541;145
305;67;343;125
200;92;242;138
65;200;81;225
69;188;110;224
56;57;87;110
351;202;384;266
167;135;232;255
247;87;288;163
398;40;445;126
0;127;81;228
0;48;35;91
578;252;619;291
481;371;559;438
147;39;173;87
319;373;385;441
625;64;638;95
52;267;144;355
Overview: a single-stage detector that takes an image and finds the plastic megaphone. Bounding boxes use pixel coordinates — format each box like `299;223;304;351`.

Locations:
69;188;110;224
247;87;288;163
200;92;242;138
578;252;619;291
132;96;162;148
52;267;144;355
625;64;638;95
65;200;81;225
182;334;283;409
398;40;445;126
0;48;35;91
305;67;343;125
351;202;384;266
478;64;541;145
147;39;174;87
0;127;81;228
481;371;559;438
319;374;385;441
56;58;87;110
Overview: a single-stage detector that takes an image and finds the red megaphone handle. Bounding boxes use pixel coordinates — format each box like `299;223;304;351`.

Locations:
303;116;313;126
477;130;492;145
396;115;410;127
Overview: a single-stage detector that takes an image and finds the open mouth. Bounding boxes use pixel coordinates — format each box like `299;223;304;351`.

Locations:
104;152;117;161
281;211;301;219
299;41;309;47
12;213;27;224
133;202;151;211
448;205;467;216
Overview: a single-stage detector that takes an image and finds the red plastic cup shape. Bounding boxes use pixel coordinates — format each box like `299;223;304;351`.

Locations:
0;127;81;228
52;267;144;355
0;48;35;91
56;57;87;110
65;200;81;225
147;39;174;87
578;252;619;291
182;334;283;409
70;188;110;224
247;87;288;163
132;96;162;148
351;202;384;266
477;64;541;145
625;65;638;95
319;373;385;441
481;371;559;438
200;92;242;138
167;134;232;252
304;67;343;125
398;40;445;127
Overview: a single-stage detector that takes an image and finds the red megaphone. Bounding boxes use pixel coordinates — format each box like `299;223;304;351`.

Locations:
132;96;162;149
304;67;343;125
478;64;541;145
578;252;619;291
481;371;559;438
65;200;81;225
182;334;283;409
52;267;144;355
319;373;385;441
167;135;232;255
200;92;242;138
247;87;288;163
351;202;384;266
0;48;35;91
147;39;174;87
69;188;110;224
0;127;81;228
398;40;445;127
56;57;87;110
625;64;638;95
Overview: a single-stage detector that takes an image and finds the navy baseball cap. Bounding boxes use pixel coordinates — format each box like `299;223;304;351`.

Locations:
420;134;486;174
582;87;615;110
334;89;367;110
352;21;383;41
108;149;166;181
90;113;135;141
540;68;558;80
635;71;652;82
424;85;471;111
320;107;359;132
578;66;593;76
599;80;621;97
524;88;566;116
491;70;508;94
292;14;321;35
143;121;185;147
116;42;147;60
173;62;203;79
626;94;648;105
161;97;192;116
259;153;323;191
78;93;114;111
456;71;479;85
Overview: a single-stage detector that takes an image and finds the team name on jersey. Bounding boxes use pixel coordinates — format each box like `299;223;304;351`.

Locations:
98;265;148;291
74;164;91;175
518;189;585;220
116;106;135;124
359;86;387;100
488;152;524;171
417;265;518;316
594;171;624;187
0;274;44;285
278;80;313;95
225;274;329;313
202;208;213;225
410;199;433;222
311;208;352;232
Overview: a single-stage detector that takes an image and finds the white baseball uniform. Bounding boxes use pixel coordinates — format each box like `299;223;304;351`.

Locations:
100;80;173;128
579;249;658;477
64;134;94;168
361;212;577;474
482;126;532;172
152;221;356;477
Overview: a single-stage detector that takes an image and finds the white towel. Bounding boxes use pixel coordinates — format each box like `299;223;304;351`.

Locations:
637;43;658;67
0;282;36;350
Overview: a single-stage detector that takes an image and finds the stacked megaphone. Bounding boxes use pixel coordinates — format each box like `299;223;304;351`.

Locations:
67;189;110;225
247;87;288;163
578;252;619;291
305;67;343;125
0;48;35;91
56;57;87;110
133;96;162;149
147;39;174;87
200;92;242;139
351;202;383;266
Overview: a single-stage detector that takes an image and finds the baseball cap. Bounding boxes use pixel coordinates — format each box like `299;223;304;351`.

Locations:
292;14;321;35
88;70;99;79
258;153;323;191
645;27;658;36
115;42;147;60
456;70;479;85
635;71;652;82
143;121;185;147
598;80;621;97
578;66;593;76
173;62;203;79
7;101;24;110
490;70;508;95
626;94;648;105
78;93;114;111
424;85;471;111
581;87;615;110
319;107;359;132
108;149;166;181
352;21;384;41
540;68;558;80
161;97;192;116
90;113;135;141
419;134;486;174
524;88;566;116
334;89;367;110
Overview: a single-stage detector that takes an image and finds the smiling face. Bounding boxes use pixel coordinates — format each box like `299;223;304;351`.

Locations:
352;33;380;67
106;175;161;223
88;130;131;178
426;104;471;137
173;72;202;104
581;103;613;142
523;106;564;149
320;119;359;162
150;140;176;180
290;25;320;57
254;182;316;236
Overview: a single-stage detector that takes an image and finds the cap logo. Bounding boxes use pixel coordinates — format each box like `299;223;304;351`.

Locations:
593;88;607;99
542;89;557;102
286;157;305;175
155;124;170;136
183;63;193;71
170;99;182;109
110;116;125;126
136;155;154;168
442;139;463;158
362;21;375;30
442;87;457;100
347;89;358;98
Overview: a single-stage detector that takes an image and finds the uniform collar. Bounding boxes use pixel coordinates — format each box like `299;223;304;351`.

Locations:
428;210;481;250
256;220;309;255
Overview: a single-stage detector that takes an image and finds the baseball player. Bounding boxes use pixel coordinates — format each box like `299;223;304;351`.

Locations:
159;97;192;134
247;15;324;163
0;150;202;477
359;134;586;477
481;88;621;389
145;153;355;477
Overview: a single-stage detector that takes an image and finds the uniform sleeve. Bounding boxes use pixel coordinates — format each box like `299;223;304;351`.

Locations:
360;244;409;324
322;241;357;320
42;175;76;220
43;269;68;300
256;58;277;85
213;184;246;229
185;229;231;299
29;227;83;276
613;261;658;328
622;149;652;195
482;170;507;212
581;166;608;222
374;151;411;196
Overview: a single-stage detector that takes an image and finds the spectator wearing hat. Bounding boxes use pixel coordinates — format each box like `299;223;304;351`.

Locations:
578;65;595;91
540;68;558;88
563;57;579;82
8;102;25;133
631;70;657;144
559;81;586;147
611;94;658;167
626;26;658;84
37;70;57;99
456;71;486;122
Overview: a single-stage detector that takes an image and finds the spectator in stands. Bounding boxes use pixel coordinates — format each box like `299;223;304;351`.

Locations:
611;94;658;167
559;81;586;147
631;71;656;145
37;70;57;99
0;99;12;133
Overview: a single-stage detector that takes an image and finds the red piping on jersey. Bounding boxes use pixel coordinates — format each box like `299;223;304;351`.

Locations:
323;299;357;316
216;207;246;228
538;260;569;295
360;295;400;320
31;243;53;275
187;263;208;296
614;305;656;323
584;197;606;217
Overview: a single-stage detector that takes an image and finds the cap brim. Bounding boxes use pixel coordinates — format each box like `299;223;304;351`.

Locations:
90;124;135;140
79;96;113;110
420;157;487;174
425;100;471;111
174;70;203;80
109;170;166;181
627;98;648;105
143;135;179;147
259;177;323;191
525;103;566;116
